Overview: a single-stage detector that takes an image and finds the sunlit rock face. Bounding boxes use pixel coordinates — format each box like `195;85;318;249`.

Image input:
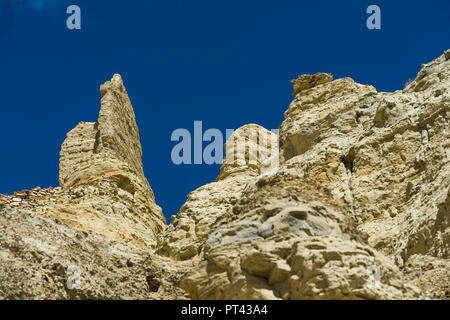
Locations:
56;74;166;251
179;50;450;300
0;50;449;300
156;124;279;261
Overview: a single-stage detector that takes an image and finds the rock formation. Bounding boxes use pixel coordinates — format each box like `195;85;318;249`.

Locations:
156;124;278;260
0;50;449;300
49;74;165;251
0;207;188;299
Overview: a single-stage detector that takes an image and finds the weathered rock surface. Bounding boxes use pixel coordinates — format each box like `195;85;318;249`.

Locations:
0;207;189;299
277;51;449;266
0;51;449;300
291;73;333;95
180;174;420;299
178;51;450;300
53;74;166;251
156;125;278;260
403;254;450;300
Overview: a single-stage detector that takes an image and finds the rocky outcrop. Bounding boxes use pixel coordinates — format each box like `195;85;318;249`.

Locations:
0;207;189;299
156;125;278;260
0;74;188;299
277;50;449;265
0;50;449;300
291;73;333;95
51;74;166;251
179;173;420;299
178;50;450;300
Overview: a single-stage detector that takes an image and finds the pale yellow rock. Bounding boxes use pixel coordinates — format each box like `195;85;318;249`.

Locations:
1;51;449;300
156;124;278;260
178;50;450;300
291;73;333;95
0;207;191;300
274;51;450;265
403;254;450;299
218;124;279;180
52;74;166;251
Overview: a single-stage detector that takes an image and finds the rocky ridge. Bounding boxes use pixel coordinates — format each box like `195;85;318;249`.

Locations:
47;74;165;252
0;50;449;300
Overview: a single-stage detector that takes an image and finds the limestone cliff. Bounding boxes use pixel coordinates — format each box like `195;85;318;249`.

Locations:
1;74;166;252
0;51;449;300
156;124;278;260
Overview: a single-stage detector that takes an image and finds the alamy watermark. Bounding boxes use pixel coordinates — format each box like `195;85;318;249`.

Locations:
66;265;81;290
170;121;279;171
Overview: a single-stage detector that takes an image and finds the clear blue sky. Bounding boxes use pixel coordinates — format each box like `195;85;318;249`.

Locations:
0;0;449;222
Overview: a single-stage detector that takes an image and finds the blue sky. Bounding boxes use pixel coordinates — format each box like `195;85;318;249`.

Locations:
0;0;449;222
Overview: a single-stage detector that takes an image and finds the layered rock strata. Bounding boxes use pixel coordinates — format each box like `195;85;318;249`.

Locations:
44;74;165;251
0;51;449;300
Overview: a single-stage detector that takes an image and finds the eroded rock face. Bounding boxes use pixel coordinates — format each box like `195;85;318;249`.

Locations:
178;51;450;300
0;207;189;300
1;51;449;300
277;52;450;266
55;74;166;251
291;73;333;95
156;125;278;260
217;124;279;180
